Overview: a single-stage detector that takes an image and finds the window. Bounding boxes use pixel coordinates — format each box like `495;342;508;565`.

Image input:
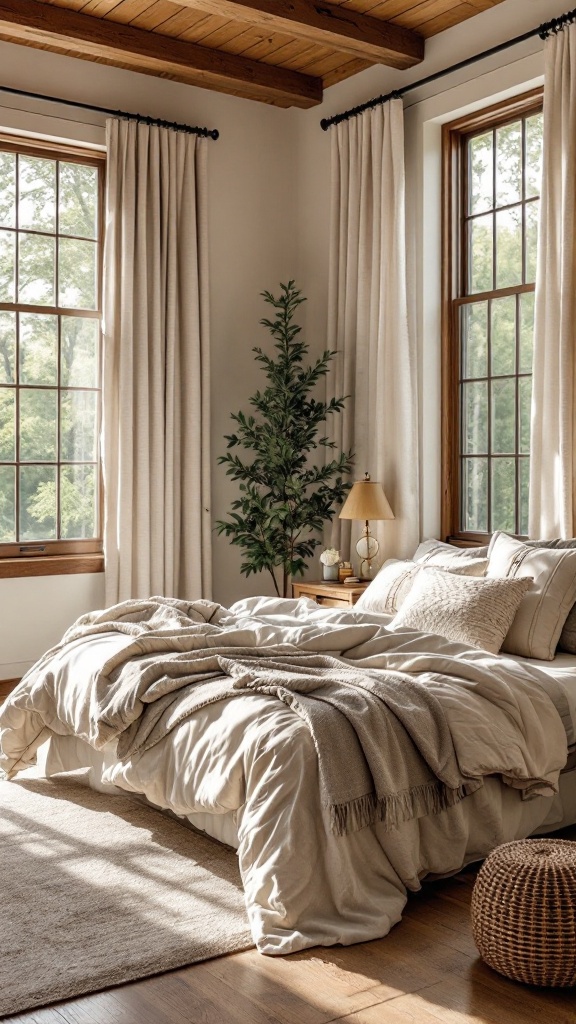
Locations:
0;138;104;577
442;90;543;543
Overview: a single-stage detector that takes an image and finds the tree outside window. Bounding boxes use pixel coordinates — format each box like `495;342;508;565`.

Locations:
442;92;543;542
0;142;103;568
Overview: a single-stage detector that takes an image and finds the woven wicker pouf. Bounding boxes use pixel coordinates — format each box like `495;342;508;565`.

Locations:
471;838;576;987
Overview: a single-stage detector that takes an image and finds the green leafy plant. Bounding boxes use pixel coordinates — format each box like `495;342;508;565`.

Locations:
216;281;353;598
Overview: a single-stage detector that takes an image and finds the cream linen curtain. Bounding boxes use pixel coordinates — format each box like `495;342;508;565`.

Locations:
102;120;212;604
326;100;419;566
529;23;576;538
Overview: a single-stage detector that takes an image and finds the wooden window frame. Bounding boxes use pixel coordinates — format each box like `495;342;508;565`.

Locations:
0;136;105;578
441;88;543;546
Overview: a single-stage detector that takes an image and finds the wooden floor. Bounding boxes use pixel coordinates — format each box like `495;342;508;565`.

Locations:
7;825;576;1024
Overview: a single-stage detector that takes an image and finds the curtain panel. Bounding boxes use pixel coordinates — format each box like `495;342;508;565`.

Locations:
102;120;212;604
326;99;419;566
529;23;576;538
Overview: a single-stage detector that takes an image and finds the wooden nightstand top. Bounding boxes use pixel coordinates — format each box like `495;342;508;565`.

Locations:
292;580;369;608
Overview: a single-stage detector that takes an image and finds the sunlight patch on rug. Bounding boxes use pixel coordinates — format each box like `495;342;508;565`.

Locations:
0;773;252;1017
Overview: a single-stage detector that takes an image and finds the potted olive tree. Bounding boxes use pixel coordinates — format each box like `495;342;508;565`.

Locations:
216;281;352;598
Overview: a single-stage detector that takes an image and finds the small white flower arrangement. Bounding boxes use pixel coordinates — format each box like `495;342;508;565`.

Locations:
320;547;340;566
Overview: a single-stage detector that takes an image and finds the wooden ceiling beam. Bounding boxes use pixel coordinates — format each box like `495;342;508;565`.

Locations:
169;0;424;69
0;0;323;108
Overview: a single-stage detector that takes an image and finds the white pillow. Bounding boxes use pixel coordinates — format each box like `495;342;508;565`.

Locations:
356;554;488;616
414;539;489;567
487;532;576;660
525;538;576;654
356;560;419;614
390;566;533;654
412;539;487;577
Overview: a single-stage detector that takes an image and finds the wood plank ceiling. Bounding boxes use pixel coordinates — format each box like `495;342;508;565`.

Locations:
0;0;508;108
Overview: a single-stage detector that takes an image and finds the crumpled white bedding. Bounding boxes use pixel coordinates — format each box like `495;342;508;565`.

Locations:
1;595;575;955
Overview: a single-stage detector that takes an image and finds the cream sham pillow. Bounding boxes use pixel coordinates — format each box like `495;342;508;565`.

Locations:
487;532;576;660
356;554;488;615
525;538;576;654
390;566;533;654
355;560;419;614
413;538;489;570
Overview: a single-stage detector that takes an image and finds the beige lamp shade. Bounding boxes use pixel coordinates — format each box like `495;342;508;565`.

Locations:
339;475;394;522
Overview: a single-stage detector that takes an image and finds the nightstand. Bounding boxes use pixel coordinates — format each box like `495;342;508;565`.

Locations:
291;580;369;608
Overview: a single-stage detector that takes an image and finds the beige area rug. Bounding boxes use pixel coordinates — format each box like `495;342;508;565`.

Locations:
0;773;253;1018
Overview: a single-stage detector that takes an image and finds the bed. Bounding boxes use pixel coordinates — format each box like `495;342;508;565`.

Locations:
2;538;576;956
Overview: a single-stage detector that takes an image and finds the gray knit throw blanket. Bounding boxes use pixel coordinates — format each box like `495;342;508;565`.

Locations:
106;647;481;836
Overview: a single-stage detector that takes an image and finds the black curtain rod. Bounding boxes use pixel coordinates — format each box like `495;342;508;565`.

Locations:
0;84;219;140
320;6;576;130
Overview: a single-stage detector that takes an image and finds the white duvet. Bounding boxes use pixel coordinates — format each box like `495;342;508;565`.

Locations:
1;595;574;955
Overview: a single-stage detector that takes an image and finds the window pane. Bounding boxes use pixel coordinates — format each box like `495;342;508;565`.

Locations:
491;296;516;376
20;465;57;541
58;237;97;309
496;207;522;288
19;156;56;233
457;107;540;539
60;464;97;539
491;378;516;454
519;376;532;455
0;386;15;461
20;314;58;386
462;458;488;532
462;381;488;454
60;390;97;462
495;121;521;207
0;152;16;229
526;114;543;199
468;132;493;215
18;232;55;305
525;200;539;284
0;464;15;541
0;311;16;384
59;163;98;239
519;293;534;373
19;388;58;461
462;302;488;379
491;457;516;533
61;317;99;387
519;457;529;535
0;228;15;302
469;214;493;293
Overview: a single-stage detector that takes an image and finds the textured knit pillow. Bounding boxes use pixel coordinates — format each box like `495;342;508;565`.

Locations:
487;532;576;659
390;567;533;654
414;538;489;568
525;538;576;654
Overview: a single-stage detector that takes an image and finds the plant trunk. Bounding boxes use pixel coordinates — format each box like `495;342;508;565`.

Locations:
269;567;281;598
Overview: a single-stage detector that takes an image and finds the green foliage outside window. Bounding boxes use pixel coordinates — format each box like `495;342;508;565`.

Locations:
0;150;100;546
460;111;542;536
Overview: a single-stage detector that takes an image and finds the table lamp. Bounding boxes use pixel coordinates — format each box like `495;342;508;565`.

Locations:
339;472;394;579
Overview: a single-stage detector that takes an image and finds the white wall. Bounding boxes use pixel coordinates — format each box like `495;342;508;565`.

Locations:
0;42;300;676
0;0;570;674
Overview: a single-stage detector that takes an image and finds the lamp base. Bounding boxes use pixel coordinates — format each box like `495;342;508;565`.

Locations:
359;557;374;581
356;523;379;581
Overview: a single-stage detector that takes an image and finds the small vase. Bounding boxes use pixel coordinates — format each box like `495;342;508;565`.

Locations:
322;564;339;581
